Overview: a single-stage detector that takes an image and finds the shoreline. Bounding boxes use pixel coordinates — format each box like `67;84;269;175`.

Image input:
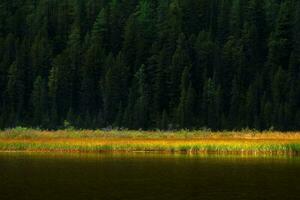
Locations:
0;149;299;156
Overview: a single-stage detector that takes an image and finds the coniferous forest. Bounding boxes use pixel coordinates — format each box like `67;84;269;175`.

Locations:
0;0;299;131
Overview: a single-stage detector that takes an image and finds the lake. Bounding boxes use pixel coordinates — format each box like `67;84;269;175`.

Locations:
0;153;300;200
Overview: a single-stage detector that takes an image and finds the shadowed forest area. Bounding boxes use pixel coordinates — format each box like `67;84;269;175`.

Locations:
0;0;299;131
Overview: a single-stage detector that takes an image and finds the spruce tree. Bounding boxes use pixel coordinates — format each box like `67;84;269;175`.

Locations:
4;42;26;126
31;76;48;127
133;64;149;129
169;33;191;111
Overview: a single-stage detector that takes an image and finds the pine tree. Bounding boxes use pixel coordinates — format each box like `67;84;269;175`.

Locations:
50;52;73;121
229;0;244;38
262;100;273;130
194;31;216;91
242;0;267;77
246;76;262;129
267;0;294;73
123;88;136;129
31;35;52;78
216;0;231;45
153;48;169;121
177;66;189;128
67;25;82;113
4;42;26;126
177;66;196;128
222;36;245;116
169;33;191;110
135;0;156;67
133;64;149;129
272;67;288;129
80;10;107;118
202;78;220;130
108;0;123;54
103;53;128;124
31;76;48;127
160;109;169;130
229;77;243;129
163;0;183;57
48;65;59;128
181;0;201;35
122;15;138;72
91;8;109;51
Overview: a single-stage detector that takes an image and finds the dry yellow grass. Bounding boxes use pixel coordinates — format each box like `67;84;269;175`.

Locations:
0;129;300;154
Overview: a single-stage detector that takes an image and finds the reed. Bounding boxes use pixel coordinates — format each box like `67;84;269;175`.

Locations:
1;128;300;155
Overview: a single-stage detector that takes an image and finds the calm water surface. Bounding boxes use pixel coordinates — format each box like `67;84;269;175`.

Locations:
0;153;300;200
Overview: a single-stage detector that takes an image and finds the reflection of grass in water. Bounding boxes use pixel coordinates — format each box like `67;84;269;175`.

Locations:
1;152;299;164
0;129;300;155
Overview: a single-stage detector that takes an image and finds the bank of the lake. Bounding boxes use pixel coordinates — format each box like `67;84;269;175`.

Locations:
1;129;300;155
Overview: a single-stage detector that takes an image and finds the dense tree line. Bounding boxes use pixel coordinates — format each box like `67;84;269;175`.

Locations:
0;0;299;130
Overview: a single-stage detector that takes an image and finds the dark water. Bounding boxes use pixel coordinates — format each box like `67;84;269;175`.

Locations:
1;153;300;200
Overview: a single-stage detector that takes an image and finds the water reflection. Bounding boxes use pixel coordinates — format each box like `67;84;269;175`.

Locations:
0;152;299;200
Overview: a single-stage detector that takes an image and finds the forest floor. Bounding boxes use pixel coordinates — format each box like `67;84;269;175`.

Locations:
1;129;300;155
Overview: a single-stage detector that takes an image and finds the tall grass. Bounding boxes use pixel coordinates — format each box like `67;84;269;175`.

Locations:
1;128;300;155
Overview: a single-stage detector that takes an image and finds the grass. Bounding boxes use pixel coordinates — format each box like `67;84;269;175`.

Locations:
1;128;300;155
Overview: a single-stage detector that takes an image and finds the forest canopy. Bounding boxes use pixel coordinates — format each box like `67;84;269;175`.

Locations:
0;0;299;130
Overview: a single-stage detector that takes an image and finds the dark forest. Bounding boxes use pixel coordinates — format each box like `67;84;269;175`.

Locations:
0;0;299;130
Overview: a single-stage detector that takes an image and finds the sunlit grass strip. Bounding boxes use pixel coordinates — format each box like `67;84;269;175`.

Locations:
1;139;300;155
1;129;300;155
